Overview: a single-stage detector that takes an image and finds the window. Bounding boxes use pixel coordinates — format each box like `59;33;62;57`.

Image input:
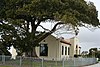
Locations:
76;50;77;54
76;45;78;48
40;44;48;56
68;47;70;55
79;50;80;55
65;47;67;55
62;46;64;55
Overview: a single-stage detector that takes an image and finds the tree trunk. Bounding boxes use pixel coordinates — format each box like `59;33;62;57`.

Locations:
29;19;38;57
31;47;38;57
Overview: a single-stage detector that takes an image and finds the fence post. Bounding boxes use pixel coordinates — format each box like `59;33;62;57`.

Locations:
30;57;32;67
81;58;83;66
42;58;44;67
20;56;22;67
73;58;75;67
62;58;65;67
2;54;5;64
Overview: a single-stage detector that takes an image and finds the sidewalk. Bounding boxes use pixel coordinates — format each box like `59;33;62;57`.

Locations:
84;62;100;67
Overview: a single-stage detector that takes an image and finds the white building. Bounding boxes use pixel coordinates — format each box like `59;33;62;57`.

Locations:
35;35;81;60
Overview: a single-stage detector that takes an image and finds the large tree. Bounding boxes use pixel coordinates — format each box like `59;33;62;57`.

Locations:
0;0;100;56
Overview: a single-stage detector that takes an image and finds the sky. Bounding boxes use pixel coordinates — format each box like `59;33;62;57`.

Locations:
79;0;100;51
64;0;100;52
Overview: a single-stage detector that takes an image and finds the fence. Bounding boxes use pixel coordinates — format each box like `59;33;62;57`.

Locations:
0;55;98;67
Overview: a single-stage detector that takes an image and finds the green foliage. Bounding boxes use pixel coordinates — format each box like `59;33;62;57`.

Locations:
95;51;100;59
88;48;100;59
0;0;99;26
0;0;100;56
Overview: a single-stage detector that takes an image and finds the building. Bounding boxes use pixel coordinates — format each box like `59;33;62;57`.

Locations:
70;37;81;57
35;35;81;60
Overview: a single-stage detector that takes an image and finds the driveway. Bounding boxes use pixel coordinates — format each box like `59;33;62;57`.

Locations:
84;62;100;67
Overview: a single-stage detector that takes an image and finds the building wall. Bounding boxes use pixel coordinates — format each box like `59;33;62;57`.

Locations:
35;35;60;60
76;45;81;55
60;43;70;59
35;35;80;60
70;37;80;57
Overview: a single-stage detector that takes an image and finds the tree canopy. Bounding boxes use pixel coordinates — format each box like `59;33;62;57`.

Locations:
0;0;100;56
89;48;100;58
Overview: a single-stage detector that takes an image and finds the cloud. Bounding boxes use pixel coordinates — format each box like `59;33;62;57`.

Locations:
78;27;100;51
80;42;100;51
79;27;100;43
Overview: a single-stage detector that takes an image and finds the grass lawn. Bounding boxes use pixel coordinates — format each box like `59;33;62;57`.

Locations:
0;66;12;67
0;60;63;67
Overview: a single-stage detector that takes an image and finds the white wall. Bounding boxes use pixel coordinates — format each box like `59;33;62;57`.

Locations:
35;35;60;60
35;35;80;60
60;43;70;59
70;37;80;57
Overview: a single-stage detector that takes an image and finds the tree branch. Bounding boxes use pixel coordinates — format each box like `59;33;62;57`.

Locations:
35;20;41;28
35;22;64;43
38;25;50;31
26;21;29;32
0;20;5;24
31;18;36;33
35;17;54;29
50;22;64;32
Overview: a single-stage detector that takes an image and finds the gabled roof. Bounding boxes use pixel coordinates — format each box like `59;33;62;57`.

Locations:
48;35;72;45
60;39;71;45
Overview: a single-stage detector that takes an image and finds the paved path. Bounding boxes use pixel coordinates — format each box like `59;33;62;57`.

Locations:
84;62;100;67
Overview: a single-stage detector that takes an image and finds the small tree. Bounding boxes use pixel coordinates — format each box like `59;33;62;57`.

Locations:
89;48;97;57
